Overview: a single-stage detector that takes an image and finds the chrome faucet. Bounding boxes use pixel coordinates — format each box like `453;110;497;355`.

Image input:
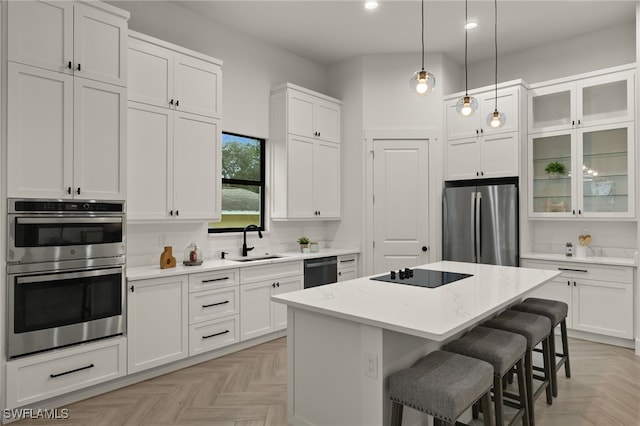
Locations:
242;224;263;256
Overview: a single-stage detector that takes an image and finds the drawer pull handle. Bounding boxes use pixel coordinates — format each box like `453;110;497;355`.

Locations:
202;276;230;283
202;300;229;308
340;259;355;263
558;267;588;273
50;363;95;378
203;330;229;339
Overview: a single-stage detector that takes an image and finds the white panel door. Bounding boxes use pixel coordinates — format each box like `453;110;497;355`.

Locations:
314;141;340;218
127;37;173;108
127;102;172;219
7;63;73;198
288;91;315;139
8;0;73;74
373;139;430;273
174;53;221;119
274;276;303;330
240;281;274;340
73;3;127;86
127;276;189;374
287;136;315;218
172;112;221;220
315;99;340;143
74;77;126;200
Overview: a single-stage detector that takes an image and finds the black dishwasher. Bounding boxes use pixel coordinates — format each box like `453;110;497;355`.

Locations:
304;256;338;288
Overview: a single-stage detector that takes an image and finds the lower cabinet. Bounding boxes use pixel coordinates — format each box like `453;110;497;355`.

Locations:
5;337;126;409
522;259;634;339
189;316;239;356
337;254;358;282
239;261;304;340
127;275;189;374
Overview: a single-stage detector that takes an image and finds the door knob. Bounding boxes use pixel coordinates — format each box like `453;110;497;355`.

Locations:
422;246;428;252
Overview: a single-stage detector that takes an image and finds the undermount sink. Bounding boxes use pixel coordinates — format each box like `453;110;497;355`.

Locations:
231;255;283;262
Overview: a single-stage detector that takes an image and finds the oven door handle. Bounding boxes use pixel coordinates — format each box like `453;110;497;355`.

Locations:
16;266;123;284
16;217;123;225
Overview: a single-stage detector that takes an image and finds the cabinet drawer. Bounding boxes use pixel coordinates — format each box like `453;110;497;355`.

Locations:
522;259;633;283
337;254;358;267
189;316;239;356
6;337;126;408
189;286;238;324
240;261;303;284
189;268;239;292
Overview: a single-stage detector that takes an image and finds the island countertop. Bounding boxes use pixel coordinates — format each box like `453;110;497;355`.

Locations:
272;260;561;341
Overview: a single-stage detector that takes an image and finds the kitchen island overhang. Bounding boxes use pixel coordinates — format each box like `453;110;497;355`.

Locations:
272;261;561;426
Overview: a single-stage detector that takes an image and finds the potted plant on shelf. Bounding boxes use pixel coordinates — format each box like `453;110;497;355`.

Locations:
544;161;567;178
297;236;310;252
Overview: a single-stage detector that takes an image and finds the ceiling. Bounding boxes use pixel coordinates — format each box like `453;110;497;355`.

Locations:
172;1;636;67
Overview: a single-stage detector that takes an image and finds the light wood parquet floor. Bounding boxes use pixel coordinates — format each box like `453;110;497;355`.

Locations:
14;336;640;426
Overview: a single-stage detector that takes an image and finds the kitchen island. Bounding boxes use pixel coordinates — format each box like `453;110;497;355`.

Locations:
272;261;561;426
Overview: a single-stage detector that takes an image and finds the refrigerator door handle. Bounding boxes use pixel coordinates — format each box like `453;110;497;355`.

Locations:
475;192;482;263
471;191;477;262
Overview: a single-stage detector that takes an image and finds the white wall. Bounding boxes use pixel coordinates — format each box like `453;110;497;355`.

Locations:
113;1;338;266
468;21;635;88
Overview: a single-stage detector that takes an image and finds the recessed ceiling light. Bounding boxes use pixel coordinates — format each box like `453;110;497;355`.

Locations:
365;1;378;10
465;21;478;30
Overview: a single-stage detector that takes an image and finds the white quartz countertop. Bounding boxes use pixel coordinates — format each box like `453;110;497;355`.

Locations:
521;252;637;267
272;261;560;341
127;248;359;280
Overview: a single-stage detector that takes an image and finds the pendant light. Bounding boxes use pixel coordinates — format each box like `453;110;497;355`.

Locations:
487;0;506;128
409;0;435;96
455;0;478;116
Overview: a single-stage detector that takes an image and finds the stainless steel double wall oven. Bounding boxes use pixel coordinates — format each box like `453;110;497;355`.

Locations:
7;199;126;358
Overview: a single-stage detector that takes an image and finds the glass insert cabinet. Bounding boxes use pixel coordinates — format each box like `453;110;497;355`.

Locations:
528;67;635;218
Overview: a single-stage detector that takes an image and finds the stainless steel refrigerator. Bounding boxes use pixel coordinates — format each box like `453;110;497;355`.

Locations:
443;180;519;266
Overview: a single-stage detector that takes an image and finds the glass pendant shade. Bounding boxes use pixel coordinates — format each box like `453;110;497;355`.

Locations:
455;95;478;116
487;110;506;128
410;69;435;96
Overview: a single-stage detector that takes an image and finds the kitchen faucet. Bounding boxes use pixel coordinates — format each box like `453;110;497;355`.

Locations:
242;224;263;256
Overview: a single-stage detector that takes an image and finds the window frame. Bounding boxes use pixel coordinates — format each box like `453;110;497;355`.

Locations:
208;131;266;234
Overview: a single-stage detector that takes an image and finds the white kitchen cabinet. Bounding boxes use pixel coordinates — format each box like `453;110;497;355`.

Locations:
128;31;222;119
528;122;634;218
270;84;342;220
444;82;525;181
5;337;126;409
528;68;634;134
240;261;304;340
522;259;634;340
7;62;126;200
127;276;189;374
189;316;239;356
337;254;358;282
287;88;341;143
127;102;221;221
8;0;128;87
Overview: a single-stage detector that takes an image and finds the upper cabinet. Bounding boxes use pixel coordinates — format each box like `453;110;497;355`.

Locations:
527;65;635;219
8;1;128;87
126;31;223;221
6;1;129;200
444;82;526;181
270;84;342;220
128;34;222;119
529;69;634;134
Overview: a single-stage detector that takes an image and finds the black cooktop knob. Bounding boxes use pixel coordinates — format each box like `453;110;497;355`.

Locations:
399;270;405;279
390;271;396;279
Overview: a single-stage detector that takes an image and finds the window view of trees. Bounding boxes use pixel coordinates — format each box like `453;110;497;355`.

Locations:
209;133;265;233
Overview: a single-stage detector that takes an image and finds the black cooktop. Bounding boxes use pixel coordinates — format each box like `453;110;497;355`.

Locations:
370;268;473;288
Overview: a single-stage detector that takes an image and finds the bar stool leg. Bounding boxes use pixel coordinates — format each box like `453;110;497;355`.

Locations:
515;358;530;426
390;401;403;426
549;327;558;397
493;375;504;426
542;337;554;405
480;390;493;426
524;350;535;426
560;319;571;378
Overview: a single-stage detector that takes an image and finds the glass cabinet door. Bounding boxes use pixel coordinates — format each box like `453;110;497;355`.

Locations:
529;86;572;134
578;70;634;127
530;132;574;215
579;124;633;215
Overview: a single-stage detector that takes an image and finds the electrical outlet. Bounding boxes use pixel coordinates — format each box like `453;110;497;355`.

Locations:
363;352;378;379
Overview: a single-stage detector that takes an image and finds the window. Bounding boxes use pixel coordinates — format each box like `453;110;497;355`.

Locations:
209;132;265;233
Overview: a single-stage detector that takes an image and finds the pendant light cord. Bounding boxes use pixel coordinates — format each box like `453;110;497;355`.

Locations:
421;0;425;70
493;0;498;111
464;0;468;95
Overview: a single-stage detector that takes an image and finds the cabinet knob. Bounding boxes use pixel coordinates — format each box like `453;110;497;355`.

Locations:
572;120;575;126
338;272;342;276
76;187;81;195
176;210;179;216
272;283;276;288
176;100;179;107
68;61;72;70
169;210;173;216
480;171;484;176
76;63;81;71
67;187;72;195
578;119;581;125
169;99;174;105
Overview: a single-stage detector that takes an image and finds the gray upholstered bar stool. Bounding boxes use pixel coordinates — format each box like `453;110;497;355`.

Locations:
388;350;494;426
443;326;529;426
483;310;553;426
511;298;571;397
